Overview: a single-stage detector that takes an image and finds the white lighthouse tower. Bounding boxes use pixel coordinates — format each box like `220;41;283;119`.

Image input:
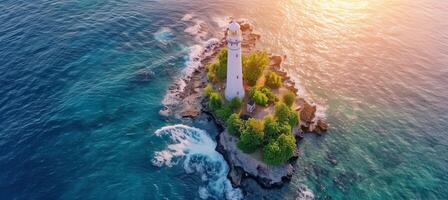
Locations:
225;21;245;100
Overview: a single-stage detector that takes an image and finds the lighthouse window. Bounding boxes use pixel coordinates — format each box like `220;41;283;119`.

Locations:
237;76;239;79
236;54;238;58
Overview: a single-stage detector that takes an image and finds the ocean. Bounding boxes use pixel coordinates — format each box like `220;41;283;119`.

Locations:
0;0;447;199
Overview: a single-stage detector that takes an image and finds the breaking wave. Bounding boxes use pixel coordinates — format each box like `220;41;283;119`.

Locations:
152;124;243;200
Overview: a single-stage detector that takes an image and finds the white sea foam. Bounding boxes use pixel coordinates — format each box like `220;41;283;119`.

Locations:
161;38;220;110
152;124;243;200
153;27;174;45
181;13;194;21
296;185;315;200
288;68;328;121
212;16;231;28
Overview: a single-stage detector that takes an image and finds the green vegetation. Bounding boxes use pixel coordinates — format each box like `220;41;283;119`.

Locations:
215;105;233;121
207;49;228;82
263;116;280;143
274;102;298;127
265;71;282;89
248;86;278;107
242;50;269;86
204;47;300;165
283;91;295;107
204;84;214;97
238;118;265;153
208;92;222;111
263;115;291;144
250;89;269;106
229;97;243;112
263;134;296;165
226;113;244;136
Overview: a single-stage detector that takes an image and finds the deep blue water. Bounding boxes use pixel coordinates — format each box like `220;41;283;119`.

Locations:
1;0;448;199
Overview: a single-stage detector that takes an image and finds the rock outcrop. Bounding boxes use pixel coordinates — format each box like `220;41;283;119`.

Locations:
161;18;329;192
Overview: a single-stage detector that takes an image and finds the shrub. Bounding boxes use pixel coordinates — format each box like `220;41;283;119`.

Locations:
226;113;244;136
263;116;280;143
274;102;291;124
252;90;269;106
243;51;269;86
277;134;296;160
263;134;296;165
274;102;299;127
208;92;222;111
265;71;282;89
263;140;283;165
288;111;299;127
263;116;292;143
238;118;264;153
204;84;214;97
278;123;292;135
260;87;278;103
229;97;243;111
216;105;233;121
249;87;276;107
206;49;228;82
283;91;295;107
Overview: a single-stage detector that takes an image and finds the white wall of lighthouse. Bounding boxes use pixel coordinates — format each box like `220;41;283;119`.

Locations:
225;21;245;100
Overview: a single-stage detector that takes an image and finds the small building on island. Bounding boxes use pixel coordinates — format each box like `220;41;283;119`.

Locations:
247;99;256;113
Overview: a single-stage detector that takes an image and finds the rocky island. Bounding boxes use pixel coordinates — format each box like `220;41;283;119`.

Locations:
160;19;328;191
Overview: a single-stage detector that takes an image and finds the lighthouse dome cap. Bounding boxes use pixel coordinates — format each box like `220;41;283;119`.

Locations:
228;21;240;31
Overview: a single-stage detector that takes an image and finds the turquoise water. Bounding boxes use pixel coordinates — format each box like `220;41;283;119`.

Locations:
1;0;447;199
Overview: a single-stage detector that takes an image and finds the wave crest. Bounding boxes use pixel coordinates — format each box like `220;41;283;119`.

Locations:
152;124;243;200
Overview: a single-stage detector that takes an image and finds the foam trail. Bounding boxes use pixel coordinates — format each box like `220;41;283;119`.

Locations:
295;185;315;200
161;38;220;109
152;124;243;200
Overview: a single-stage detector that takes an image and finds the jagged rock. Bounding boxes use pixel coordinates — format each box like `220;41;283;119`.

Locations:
269;55;286;69
238;19;253;32
300;99;316;123
316;119;329;133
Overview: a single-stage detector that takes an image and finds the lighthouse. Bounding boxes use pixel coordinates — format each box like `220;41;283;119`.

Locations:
225;21;245;100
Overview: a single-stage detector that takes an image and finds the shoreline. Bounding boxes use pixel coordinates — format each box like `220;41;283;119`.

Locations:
160;19;328;192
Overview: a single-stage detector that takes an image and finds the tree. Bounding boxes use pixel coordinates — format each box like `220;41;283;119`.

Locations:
206;49;228;82
208;92;222;111
274;102;299;127
215;62;227;81
277;134;296;161
252;90;269;106
263;134;296;165
204;84;214;97
216;105;233;121
274;102;291;124
283;91;295;107
288;111;299;127
263;116;292;143
265;71;282;89
260;87;278;104
226;113;244;136
243;51;269;86
263;140;283;165
278;123;292;135
229;97;243;111
238;118;264;153
215;49;228;81
249;87;272;107
263;116;280;143
206;63;216;81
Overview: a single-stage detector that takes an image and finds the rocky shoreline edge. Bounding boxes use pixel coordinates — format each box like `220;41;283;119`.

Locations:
160;19;328;190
